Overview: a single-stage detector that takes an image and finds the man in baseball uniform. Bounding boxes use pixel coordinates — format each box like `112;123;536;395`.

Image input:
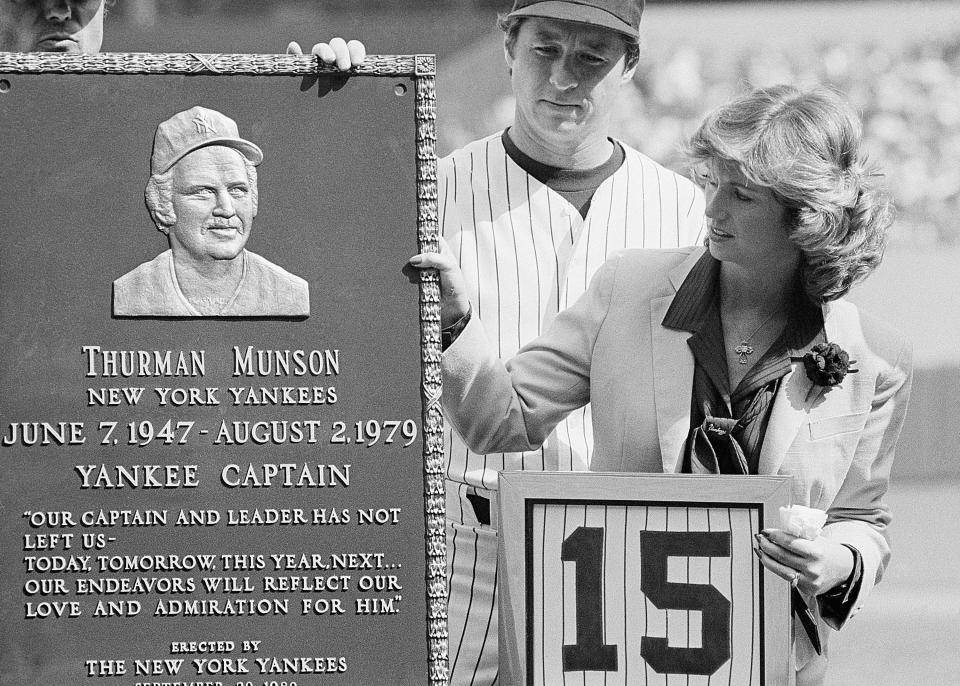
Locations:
440;1;705;683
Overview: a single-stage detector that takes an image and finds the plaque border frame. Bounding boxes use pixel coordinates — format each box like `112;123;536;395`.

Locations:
498;471;794;686
0;52;447;686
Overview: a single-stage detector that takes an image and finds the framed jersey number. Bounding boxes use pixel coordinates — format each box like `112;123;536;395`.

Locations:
498;472;794;686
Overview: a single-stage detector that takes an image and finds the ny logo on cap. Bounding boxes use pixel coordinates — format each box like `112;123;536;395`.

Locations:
192;112;218;135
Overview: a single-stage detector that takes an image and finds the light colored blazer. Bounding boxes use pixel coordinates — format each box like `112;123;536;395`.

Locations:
443;247;913;677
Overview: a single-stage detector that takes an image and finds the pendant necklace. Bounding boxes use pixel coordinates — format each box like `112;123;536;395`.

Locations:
731;309;781;365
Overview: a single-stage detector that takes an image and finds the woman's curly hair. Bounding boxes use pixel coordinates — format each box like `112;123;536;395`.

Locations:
687;84;894;303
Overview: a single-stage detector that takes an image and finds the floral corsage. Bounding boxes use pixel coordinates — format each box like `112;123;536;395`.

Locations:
802;342;858;387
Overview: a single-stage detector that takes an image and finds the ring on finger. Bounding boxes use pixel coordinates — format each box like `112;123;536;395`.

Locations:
790;571;800;588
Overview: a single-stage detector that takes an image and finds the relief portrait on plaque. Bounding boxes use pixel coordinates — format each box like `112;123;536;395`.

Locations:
113;106;310;318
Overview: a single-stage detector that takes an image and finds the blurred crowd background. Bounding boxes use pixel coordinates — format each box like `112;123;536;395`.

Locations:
601;36;960;248
5;1;958;682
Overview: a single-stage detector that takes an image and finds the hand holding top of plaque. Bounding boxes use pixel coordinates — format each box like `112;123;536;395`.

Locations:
286;37;366;70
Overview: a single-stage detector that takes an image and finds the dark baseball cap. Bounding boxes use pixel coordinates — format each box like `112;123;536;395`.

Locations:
507;0;644;39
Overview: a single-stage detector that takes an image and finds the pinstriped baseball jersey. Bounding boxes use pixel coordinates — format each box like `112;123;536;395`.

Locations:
440;131;705;686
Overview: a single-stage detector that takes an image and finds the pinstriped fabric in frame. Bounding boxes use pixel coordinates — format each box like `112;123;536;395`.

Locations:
530;503;761;686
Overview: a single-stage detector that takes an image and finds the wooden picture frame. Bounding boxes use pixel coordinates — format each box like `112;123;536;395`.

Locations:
0;53;446;686
498;471;793;686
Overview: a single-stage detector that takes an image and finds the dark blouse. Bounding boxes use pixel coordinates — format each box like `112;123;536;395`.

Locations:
662;252;826;474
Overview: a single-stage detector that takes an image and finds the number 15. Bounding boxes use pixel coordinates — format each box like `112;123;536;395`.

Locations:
561;527;732;675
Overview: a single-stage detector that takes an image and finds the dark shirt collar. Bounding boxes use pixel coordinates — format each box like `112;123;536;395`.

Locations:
662;251;721;333
663;251;826;357
501;128;625;191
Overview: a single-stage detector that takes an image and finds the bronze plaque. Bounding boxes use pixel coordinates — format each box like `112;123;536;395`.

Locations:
0;53;445;686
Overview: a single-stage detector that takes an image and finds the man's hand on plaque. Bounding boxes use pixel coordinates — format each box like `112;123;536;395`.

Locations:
286;38;367;70
407;238;471;330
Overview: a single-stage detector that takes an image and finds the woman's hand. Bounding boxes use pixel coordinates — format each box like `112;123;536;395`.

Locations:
754;528;854;596
286;38;366;70
408;238;471;329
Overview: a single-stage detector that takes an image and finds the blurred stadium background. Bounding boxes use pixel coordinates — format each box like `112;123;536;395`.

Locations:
23;0;960;682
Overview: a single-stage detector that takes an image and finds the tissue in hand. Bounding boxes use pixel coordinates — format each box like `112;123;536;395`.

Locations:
778;505;827;540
